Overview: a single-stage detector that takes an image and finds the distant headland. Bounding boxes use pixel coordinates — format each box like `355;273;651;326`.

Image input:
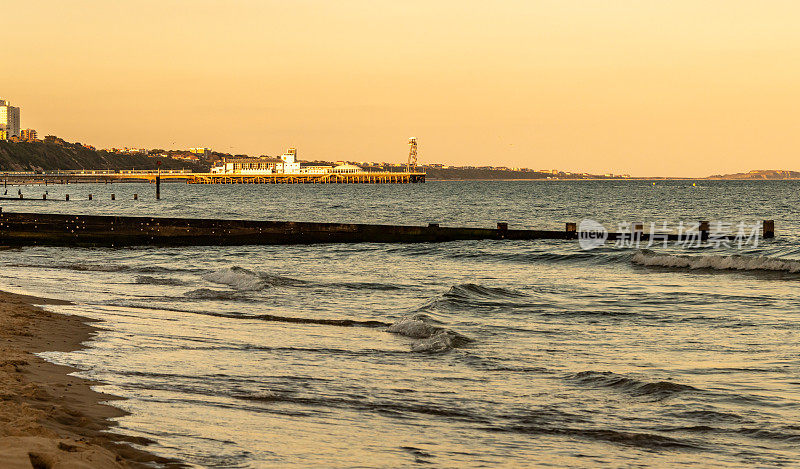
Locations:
0;137;798;180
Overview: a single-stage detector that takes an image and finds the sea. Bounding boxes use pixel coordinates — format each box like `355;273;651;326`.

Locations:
1;180;799;468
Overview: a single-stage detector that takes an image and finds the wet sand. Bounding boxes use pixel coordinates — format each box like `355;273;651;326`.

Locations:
0;291;179;468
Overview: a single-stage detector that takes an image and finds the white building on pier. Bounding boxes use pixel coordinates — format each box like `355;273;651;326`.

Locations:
211;148;363;175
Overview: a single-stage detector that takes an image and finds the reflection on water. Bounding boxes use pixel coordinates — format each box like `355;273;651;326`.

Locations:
1;181;799;467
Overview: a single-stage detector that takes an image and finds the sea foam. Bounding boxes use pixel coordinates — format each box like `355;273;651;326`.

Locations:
387;314;472;353
632;251;800;273
203;266;300;290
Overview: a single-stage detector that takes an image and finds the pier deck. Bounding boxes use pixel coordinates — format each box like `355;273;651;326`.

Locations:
1;171;426;185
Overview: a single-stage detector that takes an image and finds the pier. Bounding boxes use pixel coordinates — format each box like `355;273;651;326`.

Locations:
187;171;426;184
0;212;775;247
0;170;426;185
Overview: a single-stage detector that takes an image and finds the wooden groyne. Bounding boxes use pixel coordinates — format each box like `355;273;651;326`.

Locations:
0;213;775;247
0;212;570;247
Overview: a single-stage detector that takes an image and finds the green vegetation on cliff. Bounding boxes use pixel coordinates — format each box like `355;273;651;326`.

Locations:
0;141;208;172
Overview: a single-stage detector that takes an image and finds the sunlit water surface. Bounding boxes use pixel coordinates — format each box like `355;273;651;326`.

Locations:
1;180;799;467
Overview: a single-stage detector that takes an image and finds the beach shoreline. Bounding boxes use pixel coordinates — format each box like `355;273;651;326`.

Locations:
0;290;178;468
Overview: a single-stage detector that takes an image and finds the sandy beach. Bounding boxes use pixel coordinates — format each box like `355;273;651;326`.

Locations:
0;291;177;468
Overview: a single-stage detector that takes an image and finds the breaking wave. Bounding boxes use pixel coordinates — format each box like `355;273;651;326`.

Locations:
250;314;390;328
569;371;698;398
203;266;304;291
387;313;473;353
135;275;187;286
632;251;800;273
9;261;201;274
484;424;698;449
183;288;242;300
444;283;528;299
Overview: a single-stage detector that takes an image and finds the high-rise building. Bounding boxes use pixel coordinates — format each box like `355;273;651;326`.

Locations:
0;99;21;139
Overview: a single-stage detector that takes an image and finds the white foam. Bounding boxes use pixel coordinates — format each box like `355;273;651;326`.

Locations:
410;332;458;353
633;251;800;273
203;267;265;291
386;315;441;339
387;314;472;352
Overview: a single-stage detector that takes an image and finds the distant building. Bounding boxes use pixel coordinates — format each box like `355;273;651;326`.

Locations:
298;164;334;174
329;164;362;174
0;130;6;141
211;148;352;175
212;156;284;174
122;147;148;154
20;129;37;142
44;135;68;145
279;148;301;173
190;147;212;156
0;99;21;139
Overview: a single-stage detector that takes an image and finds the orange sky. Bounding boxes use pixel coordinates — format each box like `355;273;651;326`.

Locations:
5;1;800;176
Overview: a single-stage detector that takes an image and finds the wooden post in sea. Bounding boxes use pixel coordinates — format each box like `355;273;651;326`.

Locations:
763;220;775;239
134;193;138;200
156;161;161;200
65;194;69;201
111;194;115;200
699;220;709;240
88;194;93;200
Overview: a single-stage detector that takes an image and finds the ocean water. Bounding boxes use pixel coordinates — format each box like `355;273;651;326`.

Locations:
1;180;800;467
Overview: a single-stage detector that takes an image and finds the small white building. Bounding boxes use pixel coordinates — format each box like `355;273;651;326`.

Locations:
279;148;301;173
330;164;362;174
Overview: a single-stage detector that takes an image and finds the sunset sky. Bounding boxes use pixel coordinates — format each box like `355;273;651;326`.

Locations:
5;1;800;176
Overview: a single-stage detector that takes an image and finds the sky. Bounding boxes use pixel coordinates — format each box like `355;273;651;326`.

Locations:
4;0;800;177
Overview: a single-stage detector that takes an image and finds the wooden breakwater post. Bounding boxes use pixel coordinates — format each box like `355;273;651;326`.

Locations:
699;220;710;239
156;175;161;200
88;194;93;200
111;194;115;200
764;219;775;238
134;193;138;200
65;194;69;201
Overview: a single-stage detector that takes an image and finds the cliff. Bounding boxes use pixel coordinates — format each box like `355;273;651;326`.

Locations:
0;141;208;172
707;170;800;180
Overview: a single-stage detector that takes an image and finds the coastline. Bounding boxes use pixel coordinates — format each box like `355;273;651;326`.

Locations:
0;290;178;468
